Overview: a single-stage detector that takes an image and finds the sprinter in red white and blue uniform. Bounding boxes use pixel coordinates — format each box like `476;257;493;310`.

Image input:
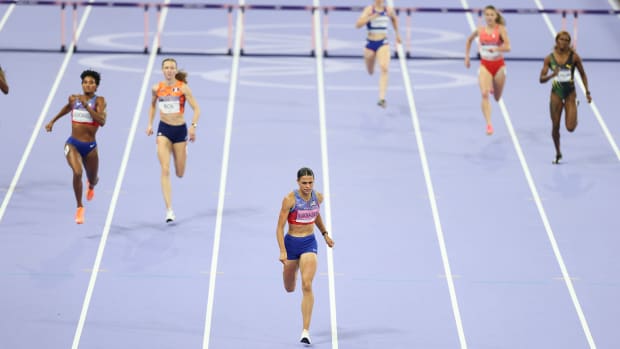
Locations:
355;0;401;108
276;167;334;345
45;70;107;224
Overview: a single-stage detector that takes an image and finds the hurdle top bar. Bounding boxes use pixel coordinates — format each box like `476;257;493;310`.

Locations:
1;0;619;15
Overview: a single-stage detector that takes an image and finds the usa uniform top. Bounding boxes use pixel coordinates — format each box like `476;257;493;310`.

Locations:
366;8;390;36
71;95;100;127
287;190;320;225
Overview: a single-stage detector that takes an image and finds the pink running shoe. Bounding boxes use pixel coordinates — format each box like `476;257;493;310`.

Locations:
486;124;494;135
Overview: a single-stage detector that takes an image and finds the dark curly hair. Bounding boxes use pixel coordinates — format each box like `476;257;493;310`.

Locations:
81;70;101;86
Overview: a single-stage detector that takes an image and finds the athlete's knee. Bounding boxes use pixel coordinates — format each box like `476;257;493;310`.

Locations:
481;91;491;100
285;284;295;293
161;167;170;177
72;168;83;178
567;124;576;132
380;63;389;74
301;279;313;294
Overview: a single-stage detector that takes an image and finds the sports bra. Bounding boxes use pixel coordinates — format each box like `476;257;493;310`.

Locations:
287;190;320;225
71;95;100;126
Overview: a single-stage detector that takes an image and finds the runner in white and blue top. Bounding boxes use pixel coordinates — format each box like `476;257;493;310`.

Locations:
355;0;401;108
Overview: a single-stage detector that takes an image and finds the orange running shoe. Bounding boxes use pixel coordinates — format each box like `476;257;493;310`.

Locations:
86;185;95;201
486;124;494;135
75;207;85;224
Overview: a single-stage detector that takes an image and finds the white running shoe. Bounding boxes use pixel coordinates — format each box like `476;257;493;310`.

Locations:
299;329;311;345
165;209;175;223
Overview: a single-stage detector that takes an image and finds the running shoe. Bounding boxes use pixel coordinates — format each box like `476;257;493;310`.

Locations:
300;329;311;345
377;99;386;108
86;182;95;201
75;207;85;224
553;153;562;164
165;209;176;223
486;124;494;135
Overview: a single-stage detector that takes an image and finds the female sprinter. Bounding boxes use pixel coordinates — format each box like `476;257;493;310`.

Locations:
465;5;511;135
539;31;592;164
45;70;107;224
276;167;335;345
355;0;401;108
147;58;200;223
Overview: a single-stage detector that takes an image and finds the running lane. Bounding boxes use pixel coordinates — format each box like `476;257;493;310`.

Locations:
207;2;333;347
74;2;232;348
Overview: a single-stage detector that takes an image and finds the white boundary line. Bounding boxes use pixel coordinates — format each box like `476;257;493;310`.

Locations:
70;1;171;348
0;3;15;31
534;0;620;161
0;0;94;222
312;1;339;348
608;0;620;18
389;1;467;348
461;1;597;348
200;1;244;348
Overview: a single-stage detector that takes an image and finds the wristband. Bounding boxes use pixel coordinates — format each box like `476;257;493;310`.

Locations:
191;122;198;128
321;231;328;236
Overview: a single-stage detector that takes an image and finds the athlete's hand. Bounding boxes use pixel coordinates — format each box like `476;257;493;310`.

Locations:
279;251;288;264
586;91;592;104
367;13;380;23
324;234;335;248
146;125;153;136
552;66;560;77
464;56;471;69
44;121;54;132
188;127;196;142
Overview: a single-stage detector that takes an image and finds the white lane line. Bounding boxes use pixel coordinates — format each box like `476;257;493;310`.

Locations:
461;1;597;348
535;0;619;161
0;2;15;31
312;1;339;348
0;0;93;222
200;1;244;348
608;0;620;19
70;1;171;348
390;1;467;348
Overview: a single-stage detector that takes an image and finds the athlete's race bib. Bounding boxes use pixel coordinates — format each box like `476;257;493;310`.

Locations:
72;109;93;123
480;45;500;59
555;69;572;83
295;208;319;224
158;98;181;114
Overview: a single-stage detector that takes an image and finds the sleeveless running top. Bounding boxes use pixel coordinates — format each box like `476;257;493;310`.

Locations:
156;80;186;115
478;25;503;60
366;7;389;35
550;51;575;84
71;95;100;126
287;190;320;225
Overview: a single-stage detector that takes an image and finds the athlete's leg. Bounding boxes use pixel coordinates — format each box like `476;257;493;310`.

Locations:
299;252;317;332
564;92;578;132
478;66;494;129
283;259;299;292
549;92;564;161
83;148;99;188
156;136;174;209
492;66;507;101
65;144;84;208
376;44;391;102
364;48;377;75
171;141;187;178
